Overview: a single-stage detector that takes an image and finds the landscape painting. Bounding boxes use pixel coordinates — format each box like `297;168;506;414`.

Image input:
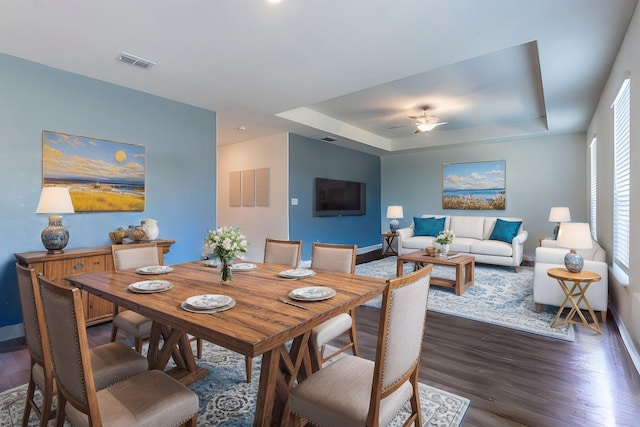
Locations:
42;130;145;212
442;160;505;210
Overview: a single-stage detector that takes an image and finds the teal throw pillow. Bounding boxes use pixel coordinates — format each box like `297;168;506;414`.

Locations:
414;217;445;237
489;219;522;243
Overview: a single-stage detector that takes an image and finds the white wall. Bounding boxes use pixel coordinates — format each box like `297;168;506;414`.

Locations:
217;133;289;262
588;3;640;357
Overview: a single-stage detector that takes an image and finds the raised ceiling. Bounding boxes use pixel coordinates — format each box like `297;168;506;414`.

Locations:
1;0;637;155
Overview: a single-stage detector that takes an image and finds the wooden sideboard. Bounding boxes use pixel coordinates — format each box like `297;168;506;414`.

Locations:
14;240;175;326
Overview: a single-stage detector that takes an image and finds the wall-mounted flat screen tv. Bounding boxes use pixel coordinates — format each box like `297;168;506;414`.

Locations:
314;177;366;217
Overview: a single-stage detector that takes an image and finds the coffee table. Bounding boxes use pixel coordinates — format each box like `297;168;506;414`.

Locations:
396;250;475;296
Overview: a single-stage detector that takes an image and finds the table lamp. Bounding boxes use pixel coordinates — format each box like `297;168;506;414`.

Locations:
548;207;571;239
386;205;404;233
556;222;592;273
36;186;75;254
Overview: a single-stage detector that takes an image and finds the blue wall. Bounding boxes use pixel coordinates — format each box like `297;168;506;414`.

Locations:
289;134;381;259
0;53;217;335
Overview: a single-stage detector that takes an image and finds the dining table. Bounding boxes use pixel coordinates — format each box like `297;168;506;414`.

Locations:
65;259;387;427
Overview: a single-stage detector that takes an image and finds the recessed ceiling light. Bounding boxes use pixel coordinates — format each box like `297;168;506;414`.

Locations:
238;126;247;131
267;0;283;4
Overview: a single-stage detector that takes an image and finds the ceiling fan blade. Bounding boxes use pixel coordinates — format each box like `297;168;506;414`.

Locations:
388;124;411;129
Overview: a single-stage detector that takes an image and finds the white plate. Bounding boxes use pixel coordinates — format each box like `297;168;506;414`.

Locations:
128;280;173;293
181;299;236;314
136;265;174;275
231;263;258;271
289;286;336;301
185;294;233;309
279;268;315;279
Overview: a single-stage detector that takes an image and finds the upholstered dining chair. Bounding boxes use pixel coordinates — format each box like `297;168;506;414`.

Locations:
37;274;199;427
263;237;302;267
288;265;432;427
16;263;148;427
111;243;203;358
243;238;304;383
309;242;359;364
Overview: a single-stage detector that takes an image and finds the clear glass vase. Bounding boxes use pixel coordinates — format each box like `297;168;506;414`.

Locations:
220;259;233;283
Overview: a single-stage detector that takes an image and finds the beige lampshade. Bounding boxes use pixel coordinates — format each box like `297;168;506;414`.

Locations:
386;205;404;219
556;223;593;250
36;186;75;214
548;207;571;223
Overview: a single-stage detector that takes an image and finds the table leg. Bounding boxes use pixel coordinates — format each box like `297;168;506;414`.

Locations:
396;258;405;277
550;280;601;334
253;331;315;427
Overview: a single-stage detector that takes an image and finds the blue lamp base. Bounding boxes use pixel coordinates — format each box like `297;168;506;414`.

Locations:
389;219;400;233
564;250;584;273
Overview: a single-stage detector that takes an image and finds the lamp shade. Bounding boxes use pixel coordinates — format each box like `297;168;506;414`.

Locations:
36;186;75;214
548;207;571;223
556;223;593;250
386;205;404;219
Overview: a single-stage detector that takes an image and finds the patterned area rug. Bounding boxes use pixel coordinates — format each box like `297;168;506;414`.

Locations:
356;257;575;342
0;341;470;427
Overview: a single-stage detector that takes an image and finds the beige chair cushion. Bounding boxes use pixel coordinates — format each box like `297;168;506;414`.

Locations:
65;370;199;427
90;342;149;390
311;313;352;349
113;310;153;336
289;356;412;426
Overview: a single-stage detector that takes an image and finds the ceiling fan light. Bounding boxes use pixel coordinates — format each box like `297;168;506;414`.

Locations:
417;123;436;132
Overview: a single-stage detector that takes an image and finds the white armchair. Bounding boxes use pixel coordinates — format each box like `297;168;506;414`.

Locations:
533;239;608;322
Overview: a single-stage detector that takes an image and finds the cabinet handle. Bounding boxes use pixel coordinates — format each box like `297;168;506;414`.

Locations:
74;263;84;270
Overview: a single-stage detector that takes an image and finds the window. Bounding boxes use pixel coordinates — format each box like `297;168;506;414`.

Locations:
612;77;630;283
589;136;597;240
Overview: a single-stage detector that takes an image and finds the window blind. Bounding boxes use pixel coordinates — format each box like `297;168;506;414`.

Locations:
612;78;630;276
589;137;597;240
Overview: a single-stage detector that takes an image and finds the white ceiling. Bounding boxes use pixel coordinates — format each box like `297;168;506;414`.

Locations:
1;0;637;155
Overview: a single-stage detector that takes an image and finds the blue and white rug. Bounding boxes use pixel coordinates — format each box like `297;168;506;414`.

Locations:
356;257;575;342
1;341;470;427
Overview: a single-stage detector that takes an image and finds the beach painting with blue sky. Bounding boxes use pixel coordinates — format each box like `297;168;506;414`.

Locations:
42;130;145;212
442;160;505;210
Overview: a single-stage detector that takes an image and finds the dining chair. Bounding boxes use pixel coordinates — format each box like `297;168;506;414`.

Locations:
37;274;199;427
15;263;149;427
309;242;359;364
111;243;203;358
288;265;432;427
243;238;304;383
263;238;302;267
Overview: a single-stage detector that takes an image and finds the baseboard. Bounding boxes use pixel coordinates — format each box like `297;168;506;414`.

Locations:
609;303;640;376
0;323;25;343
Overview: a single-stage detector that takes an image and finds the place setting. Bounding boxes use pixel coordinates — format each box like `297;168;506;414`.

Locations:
278;268;315;280
181;294;236;314
288;286;336;301
231;262;258;272
128;280;173;293
136;265;174;275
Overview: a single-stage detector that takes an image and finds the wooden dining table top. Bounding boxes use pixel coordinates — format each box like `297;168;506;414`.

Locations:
65;260;387;358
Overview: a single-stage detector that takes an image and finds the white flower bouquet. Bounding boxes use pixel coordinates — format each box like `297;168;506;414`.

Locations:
203;226;249;262
435;230;455;245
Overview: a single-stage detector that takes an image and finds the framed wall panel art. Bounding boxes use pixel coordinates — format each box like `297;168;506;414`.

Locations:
442;160;505;210
42;130;145;212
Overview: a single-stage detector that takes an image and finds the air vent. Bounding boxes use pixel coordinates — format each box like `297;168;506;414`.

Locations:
117;52;156;69
321;136;337;142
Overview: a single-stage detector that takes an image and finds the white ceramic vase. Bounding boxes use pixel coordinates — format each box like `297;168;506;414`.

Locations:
141;219;159;240
440;243;450;256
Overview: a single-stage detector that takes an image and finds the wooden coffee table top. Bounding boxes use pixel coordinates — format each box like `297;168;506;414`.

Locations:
399;250;474;266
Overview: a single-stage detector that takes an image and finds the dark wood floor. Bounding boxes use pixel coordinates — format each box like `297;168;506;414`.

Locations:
2;308;639;426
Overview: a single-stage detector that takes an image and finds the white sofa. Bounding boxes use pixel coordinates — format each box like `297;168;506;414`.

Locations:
396;215;528;272
533;239;608;322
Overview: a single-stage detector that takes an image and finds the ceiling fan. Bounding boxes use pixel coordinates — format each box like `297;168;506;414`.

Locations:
390;108;447;133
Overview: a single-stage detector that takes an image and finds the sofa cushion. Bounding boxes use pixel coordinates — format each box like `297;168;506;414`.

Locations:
413;217;445;237
489;218;523;243
449;216;484;240
449;238;476;253
403;236;436;250
470;240;514;257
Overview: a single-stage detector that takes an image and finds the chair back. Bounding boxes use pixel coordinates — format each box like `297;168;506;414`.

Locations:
310;242;357;274
112;243;160;270
263;238;302;267
37;275;100;421
15;263;51;369
368;265;432;423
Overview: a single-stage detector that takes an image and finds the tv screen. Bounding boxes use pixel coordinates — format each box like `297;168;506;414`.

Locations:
314;177;366;217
